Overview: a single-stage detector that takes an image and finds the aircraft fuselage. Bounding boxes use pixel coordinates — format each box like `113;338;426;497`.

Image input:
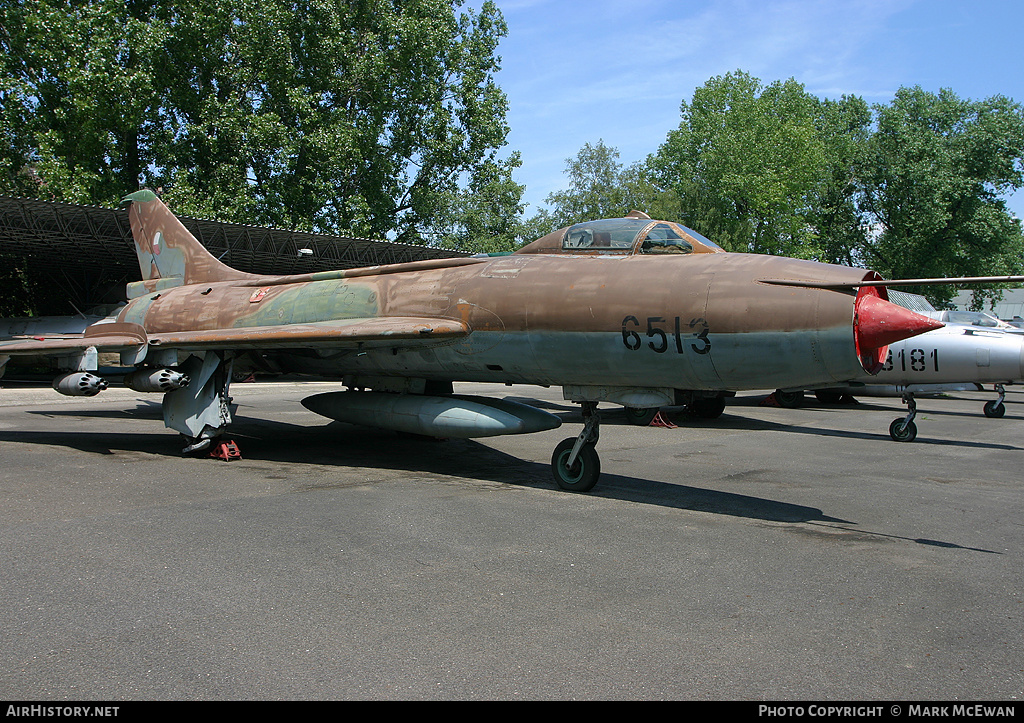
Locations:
116;251;875;394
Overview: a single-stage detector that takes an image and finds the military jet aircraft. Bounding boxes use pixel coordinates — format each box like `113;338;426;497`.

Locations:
763;287;1024;440
771;322;1024;441
0;191;946;491
924;309;1023;333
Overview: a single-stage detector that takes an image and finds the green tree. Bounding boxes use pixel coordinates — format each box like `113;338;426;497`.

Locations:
0;0;168;201
543;140;627;227
805;95;874;267
425;153;525;253
855;87;1024;307
519;140;681;244
0;257;32;316
650;71;827;256
0;0;521;247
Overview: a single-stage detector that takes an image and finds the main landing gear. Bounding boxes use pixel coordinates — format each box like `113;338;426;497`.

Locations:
890;383;1010;442
551;401;601;492
624;406;659;426
163;353;238;456
623;394;727;426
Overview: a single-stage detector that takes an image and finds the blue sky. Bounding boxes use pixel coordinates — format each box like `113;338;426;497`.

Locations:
485;0;1024;220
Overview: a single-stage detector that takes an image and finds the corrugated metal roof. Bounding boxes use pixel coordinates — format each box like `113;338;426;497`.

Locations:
0;194;467;274
887;289;936;313
0;195;468;312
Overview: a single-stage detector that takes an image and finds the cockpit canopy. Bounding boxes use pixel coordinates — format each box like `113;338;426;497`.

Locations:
516;213;723;256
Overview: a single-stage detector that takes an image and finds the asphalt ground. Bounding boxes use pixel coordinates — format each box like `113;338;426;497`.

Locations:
0;379;1022;701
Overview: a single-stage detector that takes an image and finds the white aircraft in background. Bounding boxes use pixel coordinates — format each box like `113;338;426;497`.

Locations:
770;292;1024;441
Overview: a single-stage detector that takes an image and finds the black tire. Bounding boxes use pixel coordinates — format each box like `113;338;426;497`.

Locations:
983;400;1006;418
181;434;214;456
690;396;726;419
774;390;804;408
551;438;601;492
624;407;659;426
814;390;843;404
889;418;917;442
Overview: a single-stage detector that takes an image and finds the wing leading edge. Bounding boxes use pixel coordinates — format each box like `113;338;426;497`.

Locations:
0;317;469;357
146;317;469;351
0;322;147;355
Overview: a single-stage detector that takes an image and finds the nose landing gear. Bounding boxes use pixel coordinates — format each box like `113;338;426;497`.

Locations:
551;401;601;492
984;384;1007;418
889;392;918;442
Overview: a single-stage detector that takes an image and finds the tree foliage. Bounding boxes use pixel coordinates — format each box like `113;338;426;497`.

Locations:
519;140;682;242
0;0;522;248
648;71;835;257
0;256;32;316
532;71;1024;307
855;87;1024;306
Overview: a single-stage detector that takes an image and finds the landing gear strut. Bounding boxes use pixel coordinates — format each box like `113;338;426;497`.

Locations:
889;392;918;442
162;353;237;455
551;401;601;492
984;384;1007;418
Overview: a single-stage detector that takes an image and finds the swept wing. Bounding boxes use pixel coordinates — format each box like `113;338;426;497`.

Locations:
0;317;467;356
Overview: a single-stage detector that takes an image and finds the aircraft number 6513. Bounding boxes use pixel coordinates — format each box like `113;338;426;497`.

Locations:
621;316;711;355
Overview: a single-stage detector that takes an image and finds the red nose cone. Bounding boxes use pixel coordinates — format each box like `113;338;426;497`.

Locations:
856;293;944;349
854;287;944;373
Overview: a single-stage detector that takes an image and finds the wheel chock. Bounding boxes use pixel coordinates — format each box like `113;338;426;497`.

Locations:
649;411;677;428
209;440;242;461
760;393;780;407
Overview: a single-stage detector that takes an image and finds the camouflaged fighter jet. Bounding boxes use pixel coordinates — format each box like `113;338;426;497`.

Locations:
0;190;947;492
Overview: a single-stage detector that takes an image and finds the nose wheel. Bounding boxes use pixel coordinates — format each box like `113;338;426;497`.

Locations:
889;392;918;442
889;417;918;442
984;384;1007;418
551;402;601;492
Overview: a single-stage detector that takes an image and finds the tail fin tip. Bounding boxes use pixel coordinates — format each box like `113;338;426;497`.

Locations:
123;189;160;205
124;188;255;291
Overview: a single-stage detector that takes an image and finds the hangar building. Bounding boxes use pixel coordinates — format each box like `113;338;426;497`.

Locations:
0;195;469;316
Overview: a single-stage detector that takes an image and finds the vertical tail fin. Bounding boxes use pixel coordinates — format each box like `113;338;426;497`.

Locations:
124;190;256;294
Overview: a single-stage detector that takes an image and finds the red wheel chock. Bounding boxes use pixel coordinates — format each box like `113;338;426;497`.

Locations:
209;440;242;461
649;411;677;428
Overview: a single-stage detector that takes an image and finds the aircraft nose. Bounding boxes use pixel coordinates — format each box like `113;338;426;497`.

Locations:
854;288;944;373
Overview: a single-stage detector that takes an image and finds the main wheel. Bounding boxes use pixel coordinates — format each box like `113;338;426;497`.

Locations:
690;396;726;419
814;390;843;404
181;434;214;456
889;418;917;442
551;438;601;492
774;390;804;408
624;407;659;426
983;400;1006;418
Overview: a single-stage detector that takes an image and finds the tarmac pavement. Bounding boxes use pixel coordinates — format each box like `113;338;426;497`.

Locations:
1;379;1022;700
